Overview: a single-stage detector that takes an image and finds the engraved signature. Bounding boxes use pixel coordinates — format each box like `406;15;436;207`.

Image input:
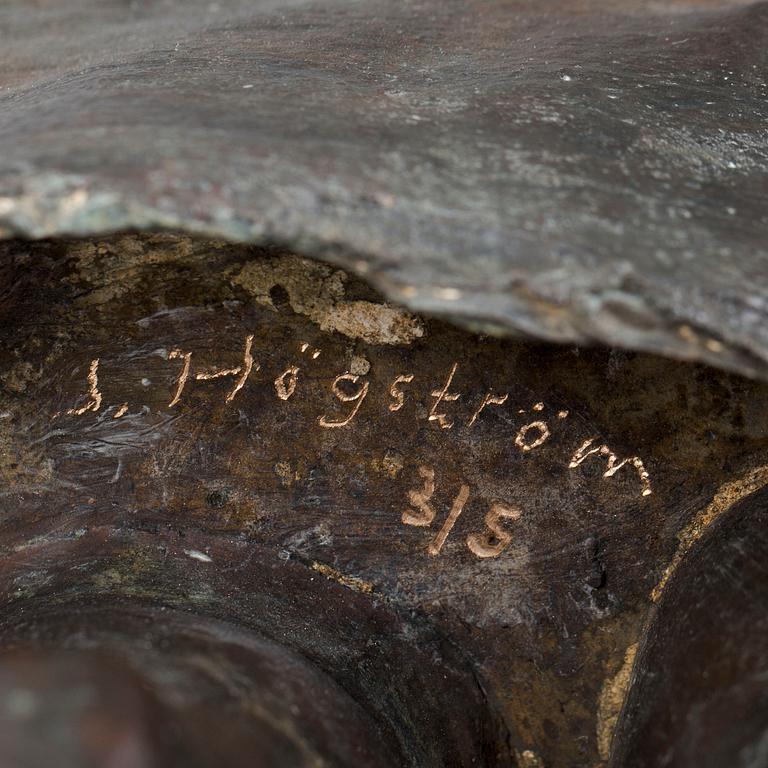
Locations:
56;336;653;512
403;465;523;558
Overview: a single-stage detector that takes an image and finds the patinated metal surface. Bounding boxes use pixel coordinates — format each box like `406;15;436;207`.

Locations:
1;1;768;379
1;234;768;766
613;484;768;768
3;2;768;764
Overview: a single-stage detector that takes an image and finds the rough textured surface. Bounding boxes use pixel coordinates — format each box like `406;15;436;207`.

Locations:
2;233;768;766
1;0;768;378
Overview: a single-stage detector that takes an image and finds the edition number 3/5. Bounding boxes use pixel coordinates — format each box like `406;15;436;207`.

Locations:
402;465;521;559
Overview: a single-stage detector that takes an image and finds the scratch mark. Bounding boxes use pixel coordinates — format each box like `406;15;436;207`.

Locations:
311;561;374;593
67;359;102;415
184;549;212;563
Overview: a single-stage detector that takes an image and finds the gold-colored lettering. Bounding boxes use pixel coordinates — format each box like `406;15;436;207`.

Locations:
275;366;300;401
318;373;370;428
467;502;521;558
227;334;256;402
168;349;192;407
195;368;240;380
389;373;415;412
515;421;550;452
194;334;256;403
428;483;471;556
429;362;461;429
402;465;436;526
468;391;508;427
569;438;652;497
300;342;321;359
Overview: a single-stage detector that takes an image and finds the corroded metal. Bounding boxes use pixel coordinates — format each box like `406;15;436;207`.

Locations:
1;1;768;378
1;234;768;766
